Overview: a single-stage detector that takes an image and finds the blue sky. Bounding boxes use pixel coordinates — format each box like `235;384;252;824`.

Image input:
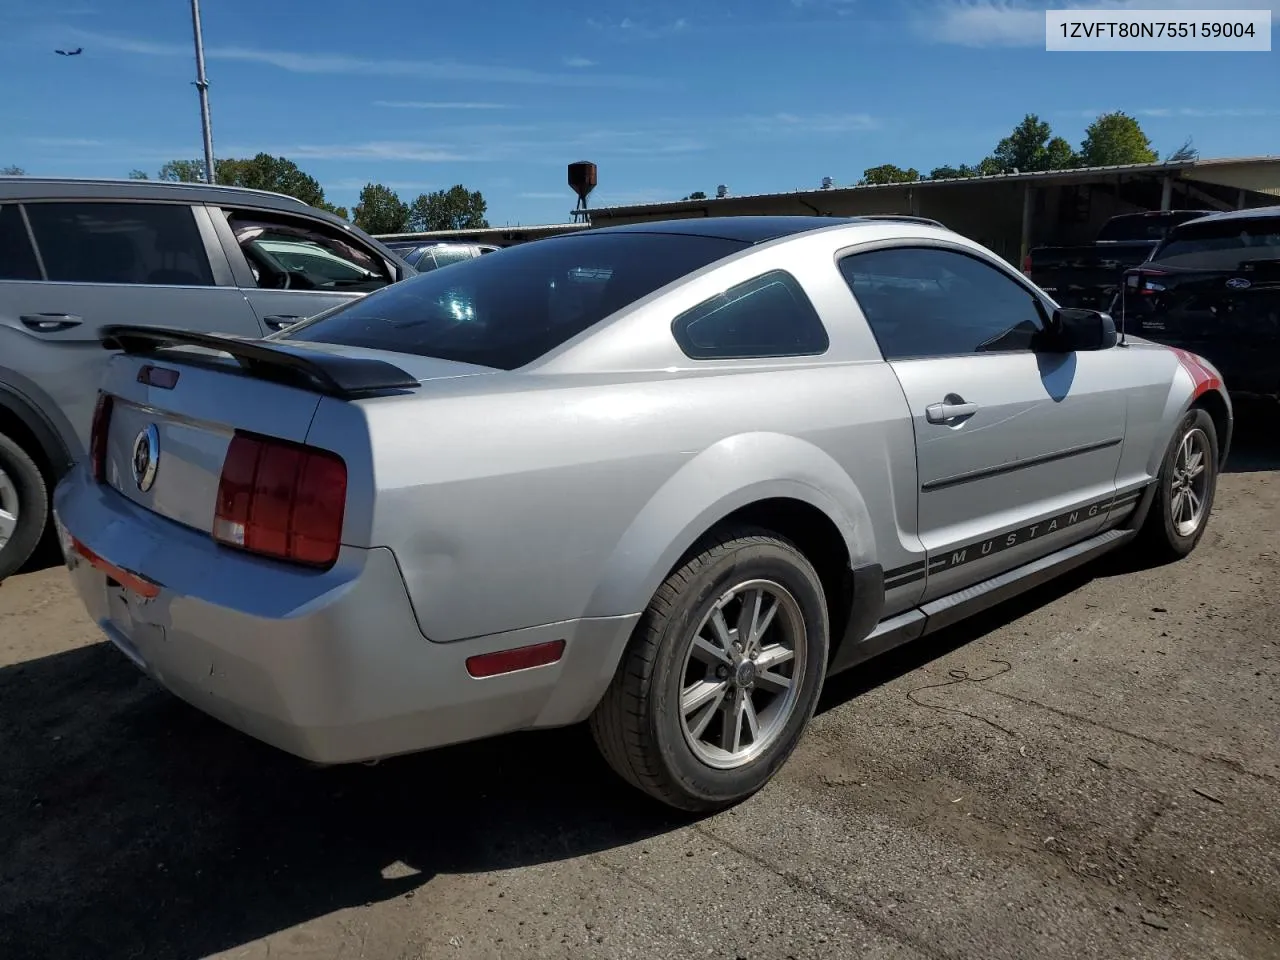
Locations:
1;0;1276;224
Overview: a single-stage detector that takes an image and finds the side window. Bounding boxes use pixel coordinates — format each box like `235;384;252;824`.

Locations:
427;245;474;269
672;269;830;360
839;247;1046;360
222;209;392;293
24;201;214;286
0;204;42;281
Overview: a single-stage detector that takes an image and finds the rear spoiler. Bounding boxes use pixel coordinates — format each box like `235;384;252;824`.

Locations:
99;325;420;400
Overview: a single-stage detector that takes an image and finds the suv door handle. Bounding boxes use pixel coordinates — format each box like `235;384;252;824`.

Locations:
925;397;978;424
262;314;304;330
20;313;82;332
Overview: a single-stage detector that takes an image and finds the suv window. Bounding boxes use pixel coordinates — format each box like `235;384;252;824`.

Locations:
0;204;41;281
839;247;1045;360
24;201;214;286
282;232;746;370
222;209;392;293
672;270;829;360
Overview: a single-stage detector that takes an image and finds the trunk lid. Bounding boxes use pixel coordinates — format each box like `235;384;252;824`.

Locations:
95;330;493;537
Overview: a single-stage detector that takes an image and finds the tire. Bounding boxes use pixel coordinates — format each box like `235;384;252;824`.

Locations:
0;432;49;581
1135;407;1219;563
589;526;829;812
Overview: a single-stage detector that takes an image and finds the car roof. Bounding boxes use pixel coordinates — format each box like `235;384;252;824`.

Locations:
581;215;865;244
1177;204;1280;227
0;175;316;214
580;215;949;245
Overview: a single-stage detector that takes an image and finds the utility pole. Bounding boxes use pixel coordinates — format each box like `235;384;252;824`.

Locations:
190;0;215;184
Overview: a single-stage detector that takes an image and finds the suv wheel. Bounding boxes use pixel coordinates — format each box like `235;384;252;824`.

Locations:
0;433;48;581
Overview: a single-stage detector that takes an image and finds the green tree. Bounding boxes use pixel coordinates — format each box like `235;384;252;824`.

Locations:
1078;111;1158;167
128;169;149;179
353;183;410;234
682;190;708;200
928;165;963;180
1166;135;1199;163
157;153;328;207
1044;136;1079;170
157;159;208;182
407;184;489;231
976;156;1004;177
859;164;919;185
318;201;350;221
1;165;25;176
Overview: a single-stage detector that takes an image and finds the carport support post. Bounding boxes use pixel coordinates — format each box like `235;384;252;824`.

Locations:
1160;176;1172;211
190;0;215;185
1020;183;1034;268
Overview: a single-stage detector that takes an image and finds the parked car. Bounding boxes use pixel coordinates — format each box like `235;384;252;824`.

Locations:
52;215;1230;812
397;241;501;272
1027;209;1213;309
0;176;414;578
1113;205;1280;404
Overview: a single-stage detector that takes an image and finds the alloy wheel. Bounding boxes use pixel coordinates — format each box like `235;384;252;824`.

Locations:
678;578;807;770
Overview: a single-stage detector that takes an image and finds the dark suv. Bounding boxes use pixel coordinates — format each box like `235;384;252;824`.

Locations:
0;176;414;578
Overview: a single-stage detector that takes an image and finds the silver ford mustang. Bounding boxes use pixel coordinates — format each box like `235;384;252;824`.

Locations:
52;216;1231;811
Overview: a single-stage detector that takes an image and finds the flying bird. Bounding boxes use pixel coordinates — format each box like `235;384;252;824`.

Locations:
55;48;83;56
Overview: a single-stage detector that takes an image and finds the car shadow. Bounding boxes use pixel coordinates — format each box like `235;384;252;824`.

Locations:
0;557;1118;960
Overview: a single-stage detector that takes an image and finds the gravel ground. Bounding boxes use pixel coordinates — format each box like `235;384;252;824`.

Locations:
1;433;1276;960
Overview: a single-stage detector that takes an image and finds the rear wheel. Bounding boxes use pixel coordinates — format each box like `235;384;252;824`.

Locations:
0;432;48;581
589;527;829;812
1136;407;1219;563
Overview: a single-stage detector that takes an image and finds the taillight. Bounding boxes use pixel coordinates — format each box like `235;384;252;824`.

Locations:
89;392;113;482
213;432;347;568
1022;253;1032;277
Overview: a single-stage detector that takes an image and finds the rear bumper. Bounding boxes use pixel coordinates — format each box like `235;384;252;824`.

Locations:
52;465;638;765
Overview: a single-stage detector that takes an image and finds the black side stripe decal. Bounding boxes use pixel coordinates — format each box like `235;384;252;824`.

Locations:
921;437;1124;493
883;484;1150;589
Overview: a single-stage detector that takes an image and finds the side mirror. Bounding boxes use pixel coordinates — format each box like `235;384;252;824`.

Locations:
1045;307;1118;352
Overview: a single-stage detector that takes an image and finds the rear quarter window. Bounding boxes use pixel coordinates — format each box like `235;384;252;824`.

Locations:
672;270;829;360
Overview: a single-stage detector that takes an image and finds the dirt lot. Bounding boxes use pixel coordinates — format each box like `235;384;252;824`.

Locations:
1;433;1277;960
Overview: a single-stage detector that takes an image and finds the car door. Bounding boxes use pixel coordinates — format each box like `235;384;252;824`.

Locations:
0;199;263;456
838;243;1128;602
207;204;398;332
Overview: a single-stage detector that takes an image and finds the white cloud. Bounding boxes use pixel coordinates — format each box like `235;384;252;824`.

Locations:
563;56;597;67
68;32;662;88
587;16;689;39
745;112;880;133
1063;106;1280;119
916;0;1279;47
24;136;106;147
373;100;511;110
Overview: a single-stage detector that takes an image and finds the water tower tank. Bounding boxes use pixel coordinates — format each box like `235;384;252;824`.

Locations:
716;184;728;199
567;161;597;204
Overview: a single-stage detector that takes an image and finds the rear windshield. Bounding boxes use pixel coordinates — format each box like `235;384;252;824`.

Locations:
1096;213;1203;243
282;232;746;369
1151;215;1280;269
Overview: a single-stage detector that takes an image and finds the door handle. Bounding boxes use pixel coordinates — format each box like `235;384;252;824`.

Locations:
262;314;304;330
20;313;82;332
925;397;978;424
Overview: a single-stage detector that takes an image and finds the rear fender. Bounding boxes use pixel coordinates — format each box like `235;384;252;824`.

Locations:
582;431;876;622
0;371;77;477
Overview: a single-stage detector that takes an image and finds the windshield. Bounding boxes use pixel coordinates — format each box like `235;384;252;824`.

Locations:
1096;213;1204;243
1151;215;1280;269
280;232;747;369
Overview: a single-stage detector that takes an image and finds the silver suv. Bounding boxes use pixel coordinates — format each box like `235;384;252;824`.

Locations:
0;176;414;578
